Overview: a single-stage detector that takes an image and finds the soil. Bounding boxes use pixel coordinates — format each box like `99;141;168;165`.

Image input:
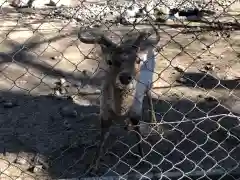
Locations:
0;4;240;180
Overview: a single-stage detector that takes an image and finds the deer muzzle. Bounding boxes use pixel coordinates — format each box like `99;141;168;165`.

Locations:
118;72;133;85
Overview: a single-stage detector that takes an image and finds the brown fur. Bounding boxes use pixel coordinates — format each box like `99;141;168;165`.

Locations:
78;25;160;172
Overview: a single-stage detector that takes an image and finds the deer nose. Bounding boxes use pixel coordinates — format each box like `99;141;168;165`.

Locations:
119;73;132;85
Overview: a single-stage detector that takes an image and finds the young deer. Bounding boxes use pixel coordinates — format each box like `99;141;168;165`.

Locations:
78;24;160;171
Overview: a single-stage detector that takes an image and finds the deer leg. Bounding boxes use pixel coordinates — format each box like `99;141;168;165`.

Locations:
146;91;157;124
91;117;112;171
129;117;144;158
146;91;165;134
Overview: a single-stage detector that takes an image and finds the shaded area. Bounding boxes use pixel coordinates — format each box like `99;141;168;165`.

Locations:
2;6;240;33
175;72;240;90
0;7;240;179
0;90;240;179
0;28;106;88
0;90;101;179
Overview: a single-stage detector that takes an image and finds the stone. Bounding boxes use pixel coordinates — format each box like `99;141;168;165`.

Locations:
60;106;77;118
16;174;36;180
33;154;49;170
3;164;22;177
3;101;17;108
14;152;34;170
0;159;9;172
3;152;17;163
15;157;29;167
33;165;43;173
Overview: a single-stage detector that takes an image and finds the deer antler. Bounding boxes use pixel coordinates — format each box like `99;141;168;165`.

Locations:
132;32;148;48
149;21;160;44
78;27;116;48
133;20;160;48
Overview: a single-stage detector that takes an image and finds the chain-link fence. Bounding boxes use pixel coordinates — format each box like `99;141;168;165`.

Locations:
0;0;240;179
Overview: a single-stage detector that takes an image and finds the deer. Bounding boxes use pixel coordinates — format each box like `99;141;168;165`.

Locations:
78;23;160;172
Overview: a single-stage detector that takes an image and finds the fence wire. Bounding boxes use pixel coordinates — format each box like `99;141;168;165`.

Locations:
0;0;240;179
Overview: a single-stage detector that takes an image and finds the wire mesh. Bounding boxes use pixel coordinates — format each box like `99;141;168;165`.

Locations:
0;0;240;179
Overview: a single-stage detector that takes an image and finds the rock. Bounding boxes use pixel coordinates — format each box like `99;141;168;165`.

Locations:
3;152;17;163
224;99;240;114
3;163;22;177
174;66;184;73
0;0;12;8
0;159;9;172
0;96;5;103
31;0;52;8
10;0;29;7
14;152;34;170
15;156;29;166
198;94;203;99
72;96;93;106
15;174;36;180
200;62;216;73
60;78;66;84
60;106;77;118
203;63;214;71
33;154;49;170
46;0;56;6
3;101;17;108
63;120;71;129
0;174;13;180
32;165;44;173
50;113;62;121
53;78;68;96
176;77;187;84
204;96;218;103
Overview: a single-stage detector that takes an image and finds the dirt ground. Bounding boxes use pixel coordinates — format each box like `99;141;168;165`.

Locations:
1;4;240;180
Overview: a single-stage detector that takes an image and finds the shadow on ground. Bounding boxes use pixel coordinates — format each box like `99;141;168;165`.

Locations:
0;27;106;88
0;8;240;178
0;90;240;179
175;72;240;90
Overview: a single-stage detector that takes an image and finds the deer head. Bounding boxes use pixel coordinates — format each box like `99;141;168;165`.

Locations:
78;24;160;88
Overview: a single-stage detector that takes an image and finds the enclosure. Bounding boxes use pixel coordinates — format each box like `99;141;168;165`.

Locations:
0;0;240;179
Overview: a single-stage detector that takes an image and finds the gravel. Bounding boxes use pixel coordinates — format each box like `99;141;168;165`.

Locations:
4;0;235;26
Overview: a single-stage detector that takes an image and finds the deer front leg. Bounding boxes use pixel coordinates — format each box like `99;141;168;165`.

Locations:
146;91;165;134
90;81;113;172
91;116;112;172
129;116;144;158
146;91;157;125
